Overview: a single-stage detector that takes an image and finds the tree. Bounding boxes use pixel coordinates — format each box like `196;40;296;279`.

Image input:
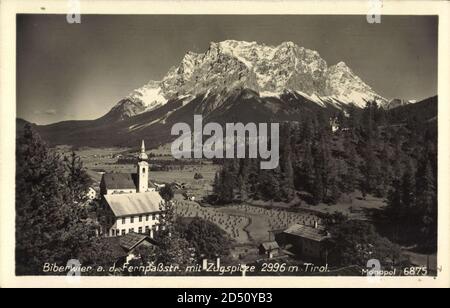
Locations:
16;125;115;275
280;131;295;202
360;142;381;196
213;172;222;197
159;185;174;202
295;140;314;193
385;178;403;242
194;173;204;180
311;168;324;205
415;157;437;250
154;190;194;267
336;110;348;130
153;225;194;267
328;220;402;267
347;104;360;131
401;162;416;210
64;151;92;204
342;134;359;193
177;217;232;261
218;167;235;203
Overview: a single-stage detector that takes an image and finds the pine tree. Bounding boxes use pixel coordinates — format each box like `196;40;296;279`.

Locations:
16;125;115;275
159;185;175;203
342;134;358;193
64;151;92;204
155;190;194;266
213;163;236;204
280;131;295;202
312;168;324;205
336;110;347;130
386;178;404;242
347;104;360;131
360;141;381;196
401;163;416;211
213;172;222;197
415;158;437;250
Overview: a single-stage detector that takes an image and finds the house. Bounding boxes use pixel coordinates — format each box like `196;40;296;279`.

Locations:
330;117;339;133
103;232;158;266
171;182;186;190
86;187;97;200
183;192;196;201
275;222;331;261
259;241;280;259
119;232;158;263
99;141;164;238
154;183;166;190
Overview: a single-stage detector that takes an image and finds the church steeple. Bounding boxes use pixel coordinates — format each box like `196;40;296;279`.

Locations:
137;140;149;192
139;140;148;161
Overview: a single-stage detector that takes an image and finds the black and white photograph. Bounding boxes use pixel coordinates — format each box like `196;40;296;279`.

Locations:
1;0;449;289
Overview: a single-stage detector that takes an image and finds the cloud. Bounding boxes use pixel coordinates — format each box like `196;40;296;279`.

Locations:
44;109;57;115
34;109;57;116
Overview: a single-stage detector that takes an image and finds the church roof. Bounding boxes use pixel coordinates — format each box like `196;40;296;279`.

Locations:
102;173;138;190
101;173;156;191
103;191;164;217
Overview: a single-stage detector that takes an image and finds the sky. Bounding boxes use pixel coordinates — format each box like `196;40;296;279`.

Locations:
17;15;438;125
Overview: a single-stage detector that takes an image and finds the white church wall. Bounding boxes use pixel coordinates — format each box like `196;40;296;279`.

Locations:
108;213;160;237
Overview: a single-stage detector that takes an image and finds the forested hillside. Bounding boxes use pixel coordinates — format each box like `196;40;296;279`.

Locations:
213;97;437;250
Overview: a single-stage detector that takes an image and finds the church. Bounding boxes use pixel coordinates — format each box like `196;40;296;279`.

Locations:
99;141;164;238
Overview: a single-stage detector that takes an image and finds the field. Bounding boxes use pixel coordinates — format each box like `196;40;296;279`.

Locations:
151;165;218;200
246;192;386;221
298;192;386;219
219;204;321;243
173;194;321;245
174;195;251;243
63;146;220;198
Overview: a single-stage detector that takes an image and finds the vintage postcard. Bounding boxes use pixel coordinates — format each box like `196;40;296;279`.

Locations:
1;0;449;289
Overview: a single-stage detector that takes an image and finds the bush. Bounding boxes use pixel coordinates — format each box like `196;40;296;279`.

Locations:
194;173;204;180
176;217;232;260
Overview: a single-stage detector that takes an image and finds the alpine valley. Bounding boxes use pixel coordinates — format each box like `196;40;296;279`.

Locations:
20;40;434;148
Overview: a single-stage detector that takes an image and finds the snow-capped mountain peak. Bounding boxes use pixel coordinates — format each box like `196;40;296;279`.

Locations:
127;81;166;112
115;40;388;118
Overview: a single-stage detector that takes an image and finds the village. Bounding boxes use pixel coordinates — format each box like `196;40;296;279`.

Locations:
54;140;397;276
8;6;444;290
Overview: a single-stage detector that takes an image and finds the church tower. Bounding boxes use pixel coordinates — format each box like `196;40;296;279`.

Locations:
137;140;149;193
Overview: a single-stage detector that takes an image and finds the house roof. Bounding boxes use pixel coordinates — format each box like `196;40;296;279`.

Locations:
102;173;156;191
119;232;157;251
101;237;128;260
103;191;164;217
283;224;330;242
100;233;158;258
261;241;280;251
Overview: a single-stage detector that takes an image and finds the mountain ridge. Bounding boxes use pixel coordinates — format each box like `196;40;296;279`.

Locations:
18;40;434;148
119;40;388;119
19;94;437;149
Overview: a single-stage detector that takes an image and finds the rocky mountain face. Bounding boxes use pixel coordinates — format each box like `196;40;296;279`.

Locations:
30;40;431;148
118;40;387;119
